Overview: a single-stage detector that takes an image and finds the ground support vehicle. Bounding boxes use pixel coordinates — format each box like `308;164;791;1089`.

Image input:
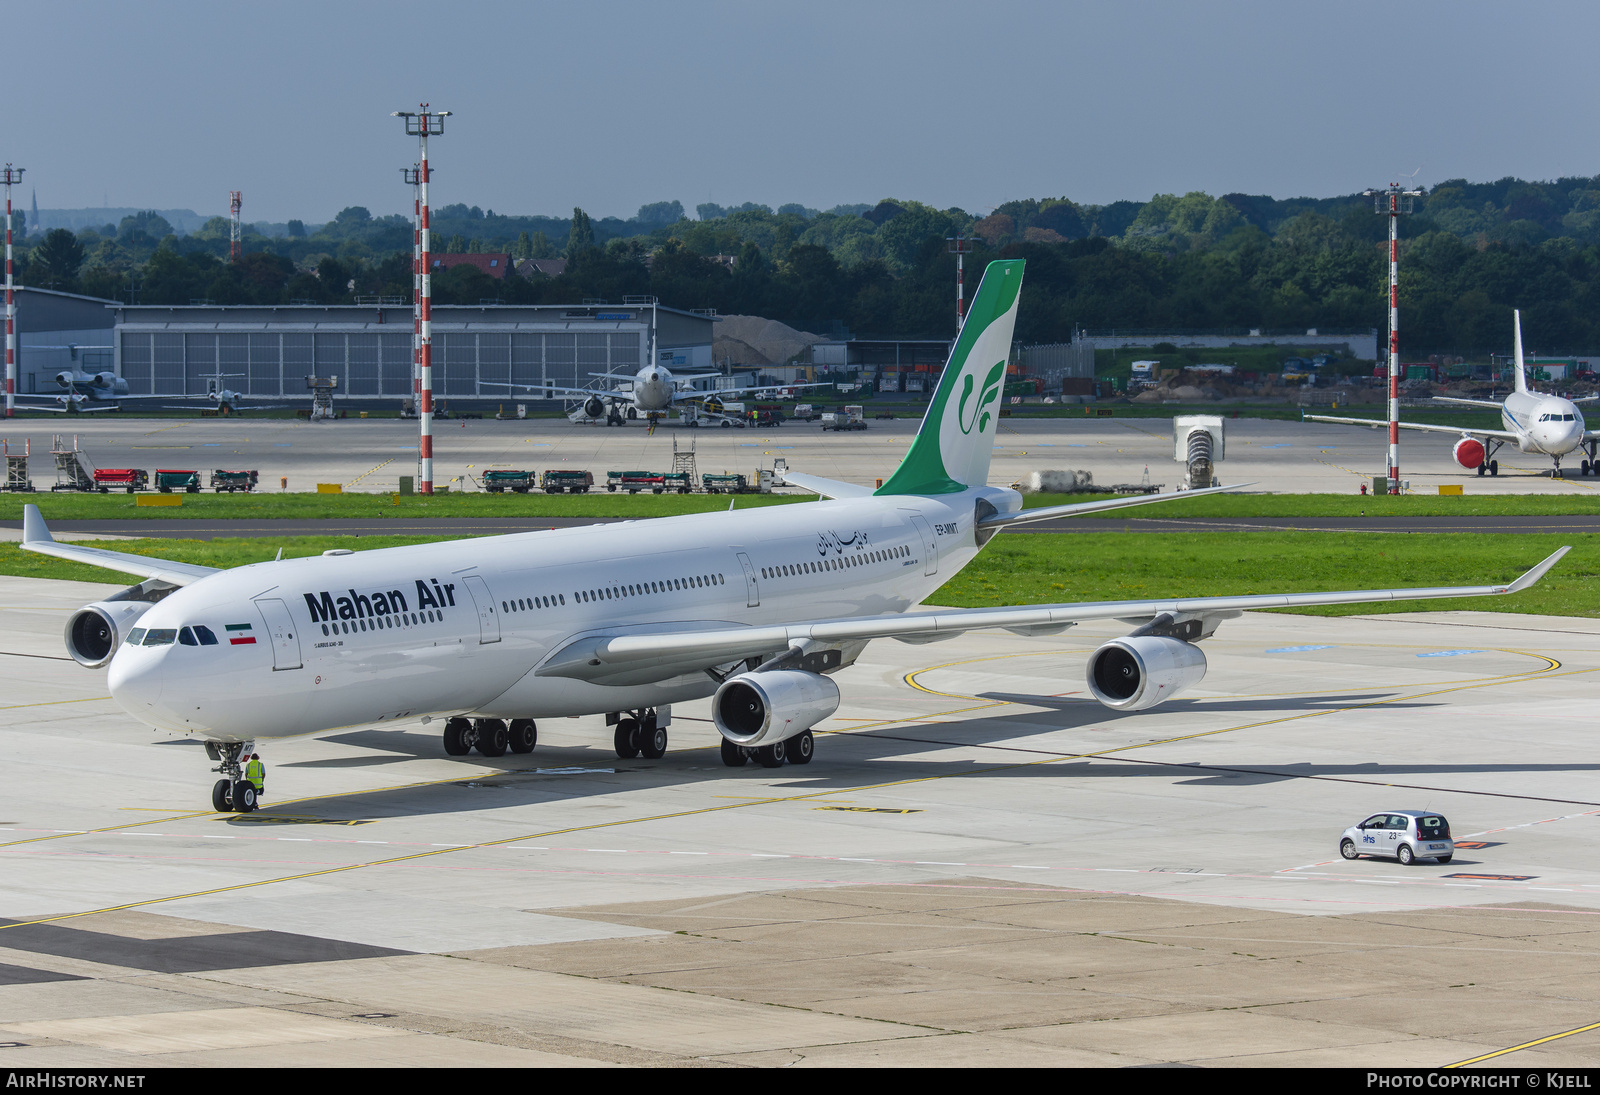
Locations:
792;404;820;421
1;439;32;492
702;472;757;494
210;469;258;493
609;472;668;494
155;469;202;493
1340;811;1454;865
93;468;148;494
821;405;867;431
483;469;534;493
660;471;693;494
541;470;593;494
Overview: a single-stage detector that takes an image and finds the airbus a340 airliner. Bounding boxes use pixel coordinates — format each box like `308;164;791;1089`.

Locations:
20;260;1569;812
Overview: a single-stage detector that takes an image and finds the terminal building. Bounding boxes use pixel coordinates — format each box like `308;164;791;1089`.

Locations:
109;302;717;403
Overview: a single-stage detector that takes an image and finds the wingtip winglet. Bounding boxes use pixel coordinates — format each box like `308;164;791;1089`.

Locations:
1506;545;1570;593
21;503;53;545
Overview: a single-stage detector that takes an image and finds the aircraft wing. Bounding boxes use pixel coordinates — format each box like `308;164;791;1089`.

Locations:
672;381;828;403
1304;413;1521;442
17;505;219;586
1428;396;1508;410
10;400;119;414
537;547;1569;686
475;381;626;402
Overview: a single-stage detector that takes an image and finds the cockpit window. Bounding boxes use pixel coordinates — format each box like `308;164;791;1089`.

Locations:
178;627;197;646
193;625;218;646
143;628;177;646
126;628;146;646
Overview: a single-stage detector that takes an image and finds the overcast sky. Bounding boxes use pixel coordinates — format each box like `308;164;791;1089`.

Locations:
10;0;1598;224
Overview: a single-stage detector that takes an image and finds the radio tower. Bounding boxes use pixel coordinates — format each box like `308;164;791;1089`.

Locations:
392;105;449;495
3;164;22;419
1367;183;1422;495
228;191;243;263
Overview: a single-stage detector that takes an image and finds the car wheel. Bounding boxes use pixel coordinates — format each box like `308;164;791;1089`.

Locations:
1397;844;1414;865
1340;839;1358;860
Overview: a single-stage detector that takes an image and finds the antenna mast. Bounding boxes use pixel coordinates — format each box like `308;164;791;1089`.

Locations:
1366;183;1423;495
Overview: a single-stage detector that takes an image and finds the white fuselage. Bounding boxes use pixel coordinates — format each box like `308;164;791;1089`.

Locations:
106;490;1007;742
1501;389;1586;456
627;366;677;412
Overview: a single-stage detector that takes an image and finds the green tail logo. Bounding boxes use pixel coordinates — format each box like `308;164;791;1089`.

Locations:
958;362;1006;435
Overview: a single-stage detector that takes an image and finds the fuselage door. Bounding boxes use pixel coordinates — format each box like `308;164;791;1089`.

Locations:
461;574;501;644
906;514;939;576
254;597;303;671
736;551;759;607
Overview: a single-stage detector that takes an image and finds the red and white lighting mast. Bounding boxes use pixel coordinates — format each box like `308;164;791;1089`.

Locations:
392;105;449;495
228;191;243;263
1367;183;1422;495
946;234;974;330
402;165;422;417
3;164;21;419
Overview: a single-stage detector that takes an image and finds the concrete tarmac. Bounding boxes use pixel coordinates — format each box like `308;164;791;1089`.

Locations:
5;411;1599;496
4;575;1600;1065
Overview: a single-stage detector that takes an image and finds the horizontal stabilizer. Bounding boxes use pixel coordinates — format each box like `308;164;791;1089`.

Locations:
781;473;873;499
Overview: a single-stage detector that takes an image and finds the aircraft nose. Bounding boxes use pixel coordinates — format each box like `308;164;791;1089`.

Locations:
108;649;166;720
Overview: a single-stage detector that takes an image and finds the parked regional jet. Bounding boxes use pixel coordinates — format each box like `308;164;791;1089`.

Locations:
20;261;1569;812
482;363;824;425
1307;311;1600;477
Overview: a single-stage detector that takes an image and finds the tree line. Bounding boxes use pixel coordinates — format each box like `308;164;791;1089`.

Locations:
15;175;1600;355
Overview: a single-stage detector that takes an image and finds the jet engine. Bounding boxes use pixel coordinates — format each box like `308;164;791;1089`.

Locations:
63;578;176;668
55;371;77;389
94;371;119;390
1452;436;1485;469
584;396;606;419
1085;636;1207;712
712;669;840;746
65;599;157;668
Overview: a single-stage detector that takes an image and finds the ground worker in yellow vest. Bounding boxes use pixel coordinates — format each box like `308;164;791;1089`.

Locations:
245;753;265;800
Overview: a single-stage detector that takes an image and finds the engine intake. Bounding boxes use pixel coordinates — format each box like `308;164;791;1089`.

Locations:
1452;436;1485;469
584;396;606;419
66;600;157;668
1085;635;1207;711
713;669;840;746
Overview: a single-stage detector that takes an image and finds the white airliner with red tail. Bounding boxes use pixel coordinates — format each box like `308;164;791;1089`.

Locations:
1308;311;1600;477
19;262;1570;812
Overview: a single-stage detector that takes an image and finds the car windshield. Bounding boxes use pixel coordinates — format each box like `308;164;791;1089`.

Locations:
1416;816;1450;838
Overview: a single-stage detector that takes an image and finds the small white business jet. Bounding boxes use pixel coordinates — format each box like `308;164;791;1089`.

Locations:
1307;311;1600;477
480;363;823;426
20;261;1568;811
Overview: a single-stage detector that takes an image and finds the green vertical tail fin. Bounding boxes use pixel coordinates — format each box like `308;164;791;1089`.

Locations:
874;259;1025;496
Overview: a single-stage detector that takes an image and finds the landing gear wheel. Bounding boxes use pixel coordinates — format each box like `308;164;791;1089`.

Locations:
475;719;508;757
720;739;747;767
442;718;472;756
788;729;814;765
1340;838;1357;860
1490;460;1499;476
1477;463;1487;477
756;741;786;768
212;779;231;812
639;723;668;760
1397;844;1415;865
614;718;640;759
1584;461;1593;476
232;781;257;813
509;719;537;754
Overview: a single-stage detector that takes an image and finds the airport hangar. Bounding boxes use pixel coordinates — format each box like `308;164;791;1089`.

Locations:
103;301;717;404
6;287;119;394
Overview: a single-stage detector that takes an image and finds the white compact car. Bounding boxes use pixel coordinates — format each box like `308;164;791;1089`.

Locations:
1340;811;1454;865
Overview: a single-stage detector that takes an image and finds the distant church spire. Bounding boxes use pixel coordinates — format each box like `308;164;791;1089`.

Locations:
29;188;37;235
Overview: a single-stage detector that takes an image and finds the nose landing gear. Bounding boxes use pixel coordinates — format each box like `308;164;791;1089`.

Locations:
205;740;258;813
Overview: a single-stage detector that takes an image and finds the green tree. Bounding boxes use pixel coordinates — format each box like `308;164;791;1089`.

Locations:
31;228;86;290
567;207;595;257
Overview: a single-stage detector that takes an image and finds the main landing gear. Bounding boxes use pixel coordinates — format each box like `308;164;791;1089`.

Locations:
205;740;259;813
613;708;669;759
442;717;538;758
720;729;814;769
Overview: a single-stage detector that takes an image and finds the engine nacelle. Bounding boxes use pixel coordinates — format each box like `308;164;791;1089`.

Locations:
713;669;840;746
94;371;119;390
584;396;606;419
1452;436;1485;469
65;599;157;668
1085;635;1207;712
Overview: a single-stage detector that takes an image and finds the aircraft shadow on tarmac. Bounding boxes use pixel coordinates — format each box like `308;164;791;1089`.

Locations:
975;690;1439;718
